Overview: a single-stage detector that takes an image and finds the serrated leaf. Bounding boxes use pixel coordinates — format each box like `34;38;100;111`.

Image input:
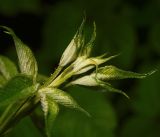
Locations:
40;92;59;137
0;55;18;80
0;75;36;107
96;65;155;81
1;26;38;83
40;88;90;117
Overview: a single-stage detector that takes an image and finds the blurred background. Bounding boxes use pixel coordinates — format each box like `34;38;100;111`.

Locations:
0;0;160;137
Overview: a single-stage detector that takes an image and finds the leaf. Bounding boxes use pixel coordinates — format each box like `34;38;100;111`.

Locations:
0;76;39;135
0;75;37;107
0;55;18;80
39;88;90;117
40;92;59;137
0;84;39;107
96;65;156;81
1;26;38;83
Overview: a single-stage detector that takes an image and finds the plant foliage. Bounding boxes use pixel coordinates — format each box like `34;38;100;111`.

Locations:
0;20;155;137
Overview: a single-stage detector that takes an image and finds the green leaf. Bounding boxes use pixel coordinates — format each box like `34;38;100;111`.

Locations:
0;55;18;80
39;88;90;117
0;75;36;107
0;76;38;135
1;26;38;83
96;65;155;81
0;84;39;107
40;92;59;137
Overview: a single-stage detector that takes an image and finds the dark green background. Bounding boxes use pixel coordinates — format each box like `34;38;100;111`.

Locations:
0;0;160;137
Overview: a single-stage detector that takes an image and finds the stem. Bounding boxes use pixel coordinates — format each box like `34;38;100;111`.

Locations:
50;72;74;87
48;65;75;87
43;66;63;87
0;96;40;136
0;99;28;135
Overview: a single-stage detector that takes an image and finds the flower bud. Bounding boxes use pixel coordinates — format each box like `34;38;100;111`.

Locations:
59;19;85;67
